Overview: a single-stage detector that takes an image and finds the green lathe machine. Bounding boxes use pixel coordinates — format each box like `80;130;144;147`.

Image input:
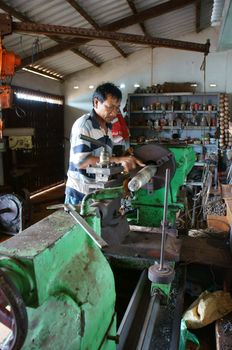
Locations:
0;136;195;350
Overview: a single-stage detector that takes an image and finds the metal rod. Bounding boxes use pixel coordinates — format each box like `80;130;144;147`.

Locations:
136;292;160;350
79;133;106;149
129;224;177;236
159;168;170;271
116;270;147;350
63;204;108;249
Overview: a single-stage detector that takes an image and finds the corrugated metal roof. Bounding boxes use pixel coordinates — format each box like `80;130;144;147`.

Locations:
0;0;219;79
145;4;196;39
76;0;132;26
211;0;225;24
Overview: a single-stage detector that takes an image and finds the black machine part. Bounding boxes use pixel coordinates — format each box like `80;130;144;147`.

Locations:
133;144;176;190
0;194;23;236
0;269;28;350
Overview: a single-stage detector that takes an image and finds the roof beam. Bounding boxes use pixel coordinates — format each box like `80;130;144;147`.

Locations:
196;0;201;33
65;0;127;58
0;1;99;67
19;0;196;62
12;20;210;54
0;0;201;68
126;0;147;35
20;40;89;66
0;0;30;22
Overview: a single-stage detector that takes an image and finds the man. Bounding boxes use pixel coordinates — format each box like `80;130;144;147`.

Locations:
65;82;144;205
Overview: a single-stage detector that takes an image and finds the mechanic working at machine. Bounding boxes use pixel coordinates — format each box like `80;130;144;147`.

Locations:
65;82;145;205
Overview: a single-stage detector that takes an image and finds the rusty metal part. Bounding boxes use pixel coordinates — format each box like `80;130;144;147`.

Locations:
148;263;175;284
0;13;12;36
10;20;210;54
133;144;176;190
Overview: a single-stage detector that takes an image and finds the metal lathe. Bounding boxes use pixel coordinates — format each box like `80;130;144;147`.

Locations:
0;138;196;350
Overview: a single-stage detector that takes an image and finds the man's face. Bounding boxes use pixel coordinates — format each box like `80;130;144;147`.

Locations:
94;94;121;123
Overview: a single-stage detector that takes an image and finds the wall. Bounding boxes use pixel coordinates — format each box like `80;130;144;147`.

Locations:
0;71;64;186
63;25;232;168
13;70;64;95
64;26;232;119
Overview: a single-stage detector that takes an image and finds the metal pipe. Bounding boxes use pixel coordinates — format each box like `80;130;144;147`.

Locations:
64;204;108;249
128;165;157;192
159;168;170;271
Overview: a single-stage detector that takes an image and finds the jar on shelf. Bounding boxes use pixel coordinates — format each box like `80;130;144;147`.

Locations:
200;115;207;127
159;118;167;127
211;116;217;126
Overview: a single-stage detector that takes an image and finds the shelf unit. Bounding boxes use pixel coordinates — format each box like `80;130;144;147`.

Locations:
128;93;219;142
128;92;221;187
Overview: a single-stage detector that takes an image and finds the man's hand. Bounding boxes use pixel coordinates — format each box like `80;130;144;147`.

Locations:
113;155;145;172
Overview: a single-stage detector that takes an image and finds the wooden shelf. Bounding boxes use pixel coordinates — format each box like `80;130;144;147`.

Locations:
130;110;218;114
130;126;217;130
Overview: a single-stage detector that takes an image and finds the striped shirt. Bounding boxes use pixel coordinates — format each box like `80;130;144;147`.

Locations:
66;109;113;194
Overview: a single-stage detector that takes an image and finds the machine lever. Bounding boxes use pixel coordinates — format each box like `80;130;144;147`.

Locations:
64;204;108;249
79;133;107;149
159;168;170;271
148;168;175;284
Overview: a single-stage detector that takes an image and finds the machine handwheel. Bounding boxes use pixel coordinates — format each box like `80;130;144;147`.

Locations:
0;269;28;350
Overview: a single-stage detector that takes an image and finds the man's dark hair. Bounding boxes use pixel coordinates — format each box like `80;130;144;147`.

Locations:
92;82;122;104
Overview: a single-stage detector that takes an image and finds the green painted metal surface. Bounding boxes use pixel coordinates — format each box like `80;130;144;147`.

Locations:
0;210;117;350
131;146;195;226
80;186;124;216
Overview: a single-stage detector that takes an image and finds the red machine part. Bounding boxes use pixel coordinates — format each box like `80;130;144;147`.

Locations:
0;42;21;110
0;43;21;80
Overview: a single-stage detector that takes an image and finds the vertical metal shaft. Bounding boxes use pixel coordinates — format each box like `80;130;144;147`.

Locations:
159;168;170;271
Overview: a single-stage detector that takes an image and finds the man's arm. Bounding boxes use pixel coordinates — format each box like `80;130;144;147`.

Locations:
79;154;145;172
